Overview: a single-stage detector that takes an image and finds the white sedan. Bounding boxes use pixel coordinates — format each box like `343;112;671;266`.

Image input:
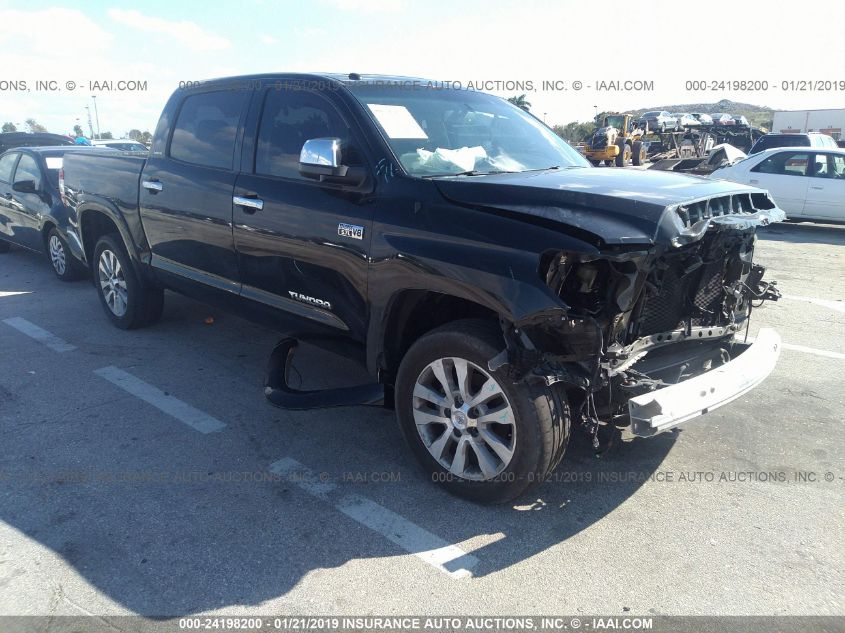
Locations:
709;147;845;221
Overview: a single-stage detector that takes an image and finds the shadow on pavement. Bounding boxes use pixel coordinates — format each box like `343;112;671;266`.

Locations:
0;257;676;615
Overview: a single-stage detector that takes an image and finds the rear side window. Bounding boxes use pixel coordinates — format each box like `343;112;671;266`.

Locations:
169;91;247;169
752;152;810;176
13;154;42;188
0;153;17;183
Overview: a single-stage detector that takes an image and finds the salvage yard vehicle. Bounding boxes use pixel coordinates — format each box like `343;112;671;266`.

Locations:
749;132;838;155
583;113;646;166
637;110;678;133
0;132;74;153
62;73;784;503
710;147;845;221
0;146;109;279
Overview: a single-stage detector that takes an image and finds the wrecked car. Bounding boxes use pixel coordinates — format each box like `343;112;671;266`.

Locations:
61;73;785;503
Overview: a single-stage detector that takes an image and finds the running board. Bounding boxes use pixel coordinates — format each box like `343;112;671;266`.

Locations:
264;337;384;410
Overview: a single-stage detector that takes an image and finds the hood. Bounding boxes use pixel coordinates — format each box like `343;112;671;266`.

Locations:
433;167;779;247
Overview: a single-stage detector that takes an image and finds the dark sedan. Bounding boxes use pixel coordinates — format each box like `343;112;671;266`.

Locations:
0;132;74;153
0;146;112;280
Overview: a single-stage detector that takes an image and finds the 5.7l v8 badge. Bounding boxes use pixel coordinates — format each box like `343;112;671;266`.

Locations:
338;223;364;240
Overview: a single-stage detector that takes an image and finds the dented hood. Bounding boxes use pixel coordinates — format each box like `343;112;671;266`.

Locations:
433;167;780;247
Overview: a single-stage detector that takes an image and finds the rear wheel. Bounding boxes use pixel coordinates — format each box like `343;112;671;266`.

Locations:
395;320;570;503
46;228;84;281
93;233;163;329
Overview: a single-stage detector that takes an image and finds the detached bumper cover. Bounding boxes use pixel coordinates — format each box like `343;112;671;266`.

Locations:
628;328;781;435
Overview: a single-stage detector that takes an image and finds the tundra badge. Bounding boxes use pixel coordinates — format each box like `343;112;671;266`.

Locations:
338;223;364;240
288;291;332;311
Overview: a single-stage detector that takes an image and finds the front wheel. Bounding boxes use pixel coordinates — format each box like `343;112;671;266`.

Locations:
93;233;164;329
395;320;570;503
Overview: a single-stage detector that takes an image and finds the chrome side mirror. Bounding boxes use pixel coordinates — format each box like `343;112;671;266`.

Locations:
299;137;366;187
300;137;341;170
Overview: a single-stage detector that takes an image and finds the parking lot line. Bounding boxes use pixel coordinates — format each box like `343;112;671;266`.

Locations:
783;295;845;314
270;458;478;579
782;342;845;361
93;366;227;434
0;291;32;298
2;317;76;352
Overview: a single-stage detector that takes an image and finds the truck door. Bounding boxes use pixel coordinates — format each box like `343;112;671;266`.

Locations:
233;86;374;339
140;88;250;292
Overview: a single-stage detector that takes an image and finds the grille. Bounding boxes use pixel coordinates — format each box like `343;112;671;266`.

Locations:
635;257;726;336
675;193;774;228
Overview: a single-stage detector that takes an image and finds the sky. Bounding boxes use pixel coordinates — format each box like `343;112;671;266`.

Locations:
1;0;844;137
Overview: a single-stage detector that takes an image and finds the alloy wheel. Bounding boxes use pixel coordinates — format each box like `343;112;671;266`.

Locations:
412;357;516;481
49;234;66;276
98;249;128;317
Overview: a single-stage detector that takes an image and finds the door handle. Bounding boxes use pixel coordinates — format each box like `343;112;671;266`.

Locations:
749;179;759;184
142;180;163;192
810;185;824;190
233;195;264;212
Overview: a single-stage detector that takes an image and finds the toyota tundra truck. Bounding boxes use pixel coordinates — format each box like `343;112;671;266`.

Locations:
61;73;784;503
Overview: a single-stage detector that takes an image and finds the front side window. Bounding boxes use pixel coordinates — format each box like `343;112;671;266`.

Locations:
752;152;810;177
170;91;247;169
346;83;587;177
13;154;42;188
255;90;361;180
0;153;17;183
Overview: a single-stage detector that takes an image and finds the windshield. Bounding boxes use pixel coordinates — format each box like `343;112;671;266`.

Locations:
605;115;626;129
346;83;588;177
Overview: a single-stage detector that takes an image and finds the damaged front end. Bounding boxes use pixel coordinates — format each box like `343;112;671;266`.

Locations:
493;191;785;444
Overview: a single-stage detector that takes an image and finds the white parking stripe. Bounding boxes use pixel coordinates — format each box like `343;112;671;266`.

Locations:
2;317;76;352
745;336;845;361
94;366;226;434
783;294;845;314
0;291;32;298
782;342;845;361
270;457;478;579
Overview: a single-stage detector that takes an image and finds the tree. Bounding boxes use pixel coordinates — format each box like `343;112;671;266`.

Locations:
2;122;16;133
25;118;47;133
553;121;596;143
73;124;84;137
507;94;532;111
100;131;114;139
127;129;143;141
138;131;153;146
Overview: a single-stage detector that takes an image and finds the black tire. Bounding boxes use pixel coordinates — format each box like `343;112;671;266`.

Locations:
0;239;9;253
395;319;570;503
614;139;629;167
45;227;85;281
632;140;645;166
588;159;601;167
93;233;163;329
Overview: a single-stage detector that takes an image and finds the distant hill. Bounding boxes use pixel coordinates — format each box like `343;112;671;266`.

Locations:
632;99;774;129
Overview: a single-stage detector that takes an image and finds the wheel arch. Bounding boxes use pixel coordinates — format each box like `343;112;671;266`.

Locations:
77;203;146;279
376;290;501;383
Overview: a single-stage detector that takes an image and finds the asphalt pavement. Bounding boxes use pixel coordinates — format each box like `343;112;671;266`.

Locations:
0;220;843;617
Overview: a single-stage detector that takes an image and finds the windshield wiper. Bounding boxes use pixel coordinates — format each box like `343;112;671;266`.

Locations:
423;169;515;178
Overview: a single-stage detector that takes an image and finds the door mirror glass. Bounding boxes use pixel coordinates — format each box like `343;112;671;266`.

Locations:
12;179;38;193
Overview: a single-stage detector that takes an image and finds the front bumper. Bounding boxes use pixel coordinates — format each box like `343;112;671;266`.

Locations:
628;328;781;436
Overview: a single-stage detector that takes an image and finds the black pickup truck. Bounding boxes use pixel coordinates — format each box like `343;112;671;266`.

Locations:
62;73;784;502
